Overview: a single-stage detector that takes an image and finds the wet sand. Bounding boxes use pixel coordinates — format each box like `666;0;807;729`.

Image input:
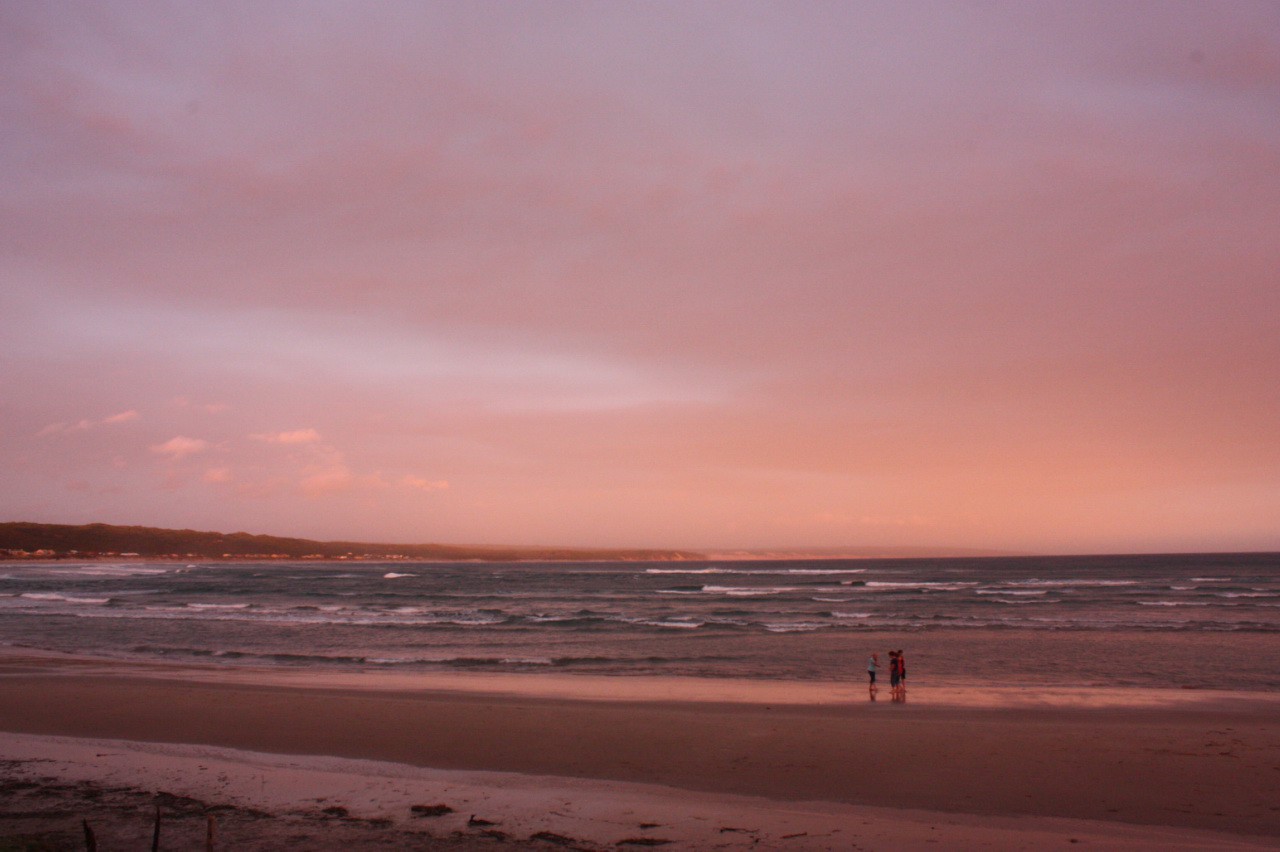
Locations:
1;650;1278;849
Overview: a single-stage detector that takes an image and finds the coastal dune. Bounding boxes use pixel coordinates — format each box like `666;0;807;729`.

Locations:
1;652;1278;849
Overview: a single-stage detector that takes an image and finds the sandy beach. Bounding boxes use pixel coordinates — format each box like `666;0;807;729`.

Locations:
2;650;1278;850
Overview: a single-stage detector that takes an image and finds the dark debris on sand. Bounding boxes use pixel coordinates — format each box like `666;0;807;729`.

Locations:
0;759;601;851
412;804;456;818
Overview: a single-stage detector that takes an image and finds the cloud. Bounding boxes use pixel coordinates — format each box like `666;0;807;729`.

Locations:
150;436;210;460
241;430;427;499
203;466;233;484
401;475;449;492
252;428;322;444
299;466;356;497
172;398;228;413
38;410;139;435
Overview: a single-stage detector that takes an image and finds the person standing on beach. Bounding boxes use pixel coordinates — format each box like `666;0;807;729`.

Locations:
888;650;900;696
896;649;906;694
867;653;879;695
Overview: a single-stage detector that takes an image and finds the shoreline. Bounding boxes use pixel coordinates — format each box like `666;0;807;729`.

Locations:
4;645;1278;710
2;650;1279;848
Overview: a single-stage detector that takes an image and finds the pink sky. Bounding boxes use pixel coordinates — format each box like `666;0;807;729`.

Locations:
3;2;1278;553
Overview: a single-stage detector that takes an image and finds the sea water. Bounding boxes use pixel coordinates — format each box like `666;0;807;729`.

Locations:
1;553;1277;691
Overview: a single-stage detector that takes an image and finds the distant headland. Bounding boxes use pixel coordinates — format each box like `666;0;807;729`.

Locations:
0;522;702;562
0;521;1015;562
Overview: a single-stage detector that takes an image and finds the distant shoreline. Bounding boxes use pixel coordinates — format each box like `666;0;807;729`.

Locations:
0;520;702;562
0;552;1020;563
0;520;1018;562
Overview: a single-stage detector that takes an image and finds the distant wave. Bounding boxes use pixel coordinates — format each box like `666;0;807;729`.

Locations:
62;565;170;577
762;621;826;633
702;585;804;596
864;581;977;591
1001;578;1138;587
645;567;865;575
19;592;111;605
125;645;717;671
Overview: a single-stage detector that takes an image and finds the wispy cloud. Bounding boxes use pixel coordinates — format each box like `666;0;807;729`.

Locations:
38;410;139;436
172;398;229;414
151;436;210;460
202;466;233;484
402;475;449;492
299;467;358;498
251;428;323;445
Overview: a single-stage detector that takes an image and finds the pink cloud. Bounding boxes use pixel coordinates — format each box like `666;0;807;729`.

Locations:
401;475;449;492
299;467;356;498
150;436;210;460
252;429;322;445
38;410;140;435
203;466;233;484
172;398;229;414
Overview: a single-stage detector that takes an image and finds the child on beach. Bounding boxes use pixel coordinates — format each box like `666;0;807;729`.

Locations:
867;653;878;693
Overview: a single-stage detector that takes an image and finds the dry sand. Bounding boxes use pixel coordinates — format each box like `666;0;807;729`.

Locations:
1;650;1278;850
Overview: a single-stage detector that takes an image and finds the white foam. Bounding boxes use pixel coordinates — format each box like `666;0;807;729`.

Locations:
19;592;110;605
864;581;977;591
1003;579;1138;587
62;565;170;577
702;585;803;596
644;567;865;576
762;622;825;633
500;656;555;665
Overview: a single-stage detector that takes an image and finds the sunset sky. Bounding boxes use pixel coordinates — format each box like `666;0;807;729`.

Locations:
3;2;1278;554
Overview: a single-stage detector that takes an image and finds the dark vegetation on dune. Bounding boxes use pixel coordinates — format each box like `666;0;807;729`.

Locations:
0;522;702;562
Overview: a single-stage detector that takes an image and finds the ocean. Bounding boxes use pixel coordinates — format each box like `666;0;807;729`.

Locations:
2;553;1277;691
